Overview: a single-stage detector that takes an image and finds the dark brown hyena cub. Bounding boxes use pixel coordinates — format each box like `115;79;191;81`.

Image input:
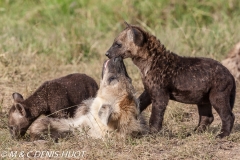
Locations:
8;73;98;139
105;22;236;138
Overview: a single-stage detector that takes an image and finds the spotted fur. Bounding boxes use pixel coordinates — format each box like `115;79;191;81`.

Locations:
106;23;236;138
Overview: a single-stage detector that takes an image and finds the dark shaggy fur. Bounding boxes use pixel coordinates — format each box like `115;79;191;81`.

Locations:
8;73;98;139
105;23;236;138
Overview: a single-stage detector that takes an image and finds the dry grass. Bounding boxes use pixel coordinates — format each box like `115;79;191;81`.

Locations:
1;53;240;159
1;0;240;159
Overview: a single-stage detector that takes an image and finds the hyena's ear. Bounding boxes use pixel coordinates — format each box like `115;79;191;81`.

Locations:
12;92;24;103
14;103;26;117
124;21;131;28
127;26;145;46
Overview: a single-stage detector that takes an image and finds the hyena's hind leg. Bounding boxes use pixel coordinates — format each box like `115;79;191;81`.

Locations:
195;103;214;132
209;89;235;138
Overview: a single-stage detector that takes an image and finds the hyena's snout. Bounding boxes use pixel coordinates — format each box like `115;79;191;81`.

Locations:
105;57;123;68
105;51;110;58
110;57;124;71
105;51;115;59
105;46;117;59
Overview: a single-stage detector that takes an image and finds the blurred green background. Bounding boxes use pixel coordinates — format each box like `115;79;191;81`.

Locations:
0;0;240;63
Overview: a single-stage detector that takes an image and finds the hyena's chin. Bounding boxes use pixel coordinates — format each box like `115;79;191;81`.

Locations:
111;54;125;59
105;52;123;59
107;54;118;59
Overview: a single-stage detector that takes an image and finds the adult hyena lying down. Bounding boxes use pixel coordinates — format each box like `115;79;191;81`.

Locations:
222;42;240;81
8;73;98;139
105;22;236;138
29;57;146;140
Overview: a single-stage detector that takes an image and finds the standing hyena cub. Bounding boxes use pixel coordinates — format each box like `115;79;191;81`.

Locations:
106;22;236;138
8;73;98;139
29;57;146;140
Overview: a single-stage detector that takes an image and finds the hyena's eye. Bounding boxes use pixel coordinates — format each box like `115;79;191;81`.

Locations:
108;76;117;83
115;42;122;48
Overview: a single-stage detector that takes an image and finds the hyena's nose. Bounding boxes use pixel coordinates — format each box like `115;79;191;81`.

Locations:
105;51;110;57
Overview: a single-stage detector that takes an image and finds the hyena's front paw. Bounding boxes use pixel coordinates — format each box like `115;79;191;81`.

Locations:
149;125;161;134
194;125;207;133
216;130;230;139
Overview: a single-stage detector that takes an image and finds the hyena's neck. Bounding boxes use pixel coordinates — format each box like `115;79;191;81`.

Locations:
89;97;103;114
132;54;153;77
24;96;48;121
87;97;110;137
132;40;179;78
131;34;164;74
97;91;117;105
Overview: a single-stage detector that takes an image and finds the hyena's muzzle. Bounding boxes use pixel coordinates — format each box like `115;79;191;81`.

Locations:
102;57;131;83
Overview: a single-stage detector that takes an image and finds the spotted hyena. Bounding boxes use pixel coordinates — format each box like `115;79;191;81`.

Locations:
222;42;240;81
105;22;236;138
8;73;98;139
29;57;147;140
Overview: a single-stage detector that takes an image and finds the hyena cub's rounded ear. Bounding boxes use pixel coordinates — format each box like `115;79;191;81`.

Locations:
12;92;24;103
124;21;131;28
127;27;145;47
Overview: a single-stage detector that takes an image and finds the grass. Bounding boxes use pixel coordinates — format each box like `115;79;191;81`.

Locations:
0;0;240;159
